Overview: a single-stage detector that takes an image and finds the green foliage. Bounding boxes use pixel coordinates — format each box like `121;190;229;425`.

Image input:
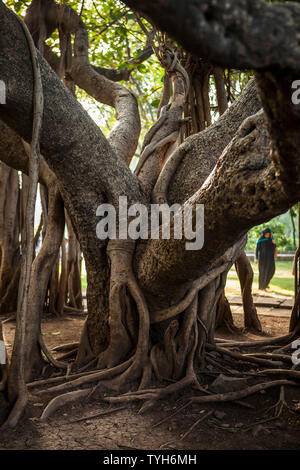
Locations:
3;0;164;138
2;1;274;159
246;208;298;251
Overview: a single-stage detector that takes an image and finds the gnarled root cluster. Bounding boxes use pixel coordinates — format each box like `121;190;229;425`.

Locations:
22;238;300;424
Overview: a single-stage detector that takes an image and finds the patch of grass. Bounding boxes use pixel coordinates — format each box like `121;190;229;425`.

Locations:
81;275;87;291
226;260;294;297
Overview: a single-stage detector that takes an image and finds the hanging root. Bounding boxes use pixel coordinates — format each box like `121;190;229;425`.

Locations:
96;240;151;390
103;296;203;410
35;260;212;418
2;11;44;430
152;146;186;205
135;131;179;177
150;263;229;324
35;240;150;419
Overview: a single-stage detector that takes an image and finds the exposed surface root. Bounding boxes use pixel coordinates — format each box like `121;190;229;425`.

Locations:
35;359;133;396
257;368;300;381
12;238;299;424
33;339;300;421
215;333;295;349
31;253;300;423
207;344;286;368
263;385;289;418
52;342;79;352
103;375;195;405
187;380;298;405
40;388;91;422
66;406;127;425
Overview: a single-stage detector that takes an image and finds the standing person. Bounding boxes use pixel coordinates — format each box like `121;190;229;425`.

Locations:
255;228;277;290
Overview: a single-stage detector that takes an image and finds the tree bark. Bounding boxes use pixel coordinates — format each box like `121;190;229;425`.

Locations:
235;252;262;332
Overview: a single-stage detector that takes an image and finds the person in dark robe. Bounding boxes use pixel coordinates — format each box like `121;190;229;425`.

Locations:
255;228;277;290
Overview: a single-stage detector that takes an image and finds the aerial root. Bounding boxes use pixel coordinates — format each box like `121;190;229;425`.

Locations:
97;240;149;370
102;313;201;408
138;360;153;391
97;281;133;369
34;237;152;419
97;240;151;390
134;131;179;176
1;8;44;432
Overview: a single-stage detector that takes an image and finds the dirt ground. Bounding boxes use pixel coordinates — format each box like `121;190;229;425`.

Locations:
0;302;300;451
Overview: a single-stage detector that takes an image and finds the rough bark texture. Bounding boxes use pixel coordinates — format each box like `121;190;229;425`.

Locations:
0;163;20;313
235;252;261;332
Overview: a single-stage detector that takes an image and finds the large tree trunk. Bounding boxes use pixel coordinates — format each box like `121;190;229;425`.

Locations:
1;0;300;426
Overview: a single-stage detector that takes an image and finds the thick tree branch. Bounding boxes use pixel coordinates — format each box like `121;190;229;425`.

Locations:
71;13;141;165
24;0;141;166
255;69;300;200
136;110;300;294
0;3;143;238
0;121;55;187
166;79;261;205
121;0;300;72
